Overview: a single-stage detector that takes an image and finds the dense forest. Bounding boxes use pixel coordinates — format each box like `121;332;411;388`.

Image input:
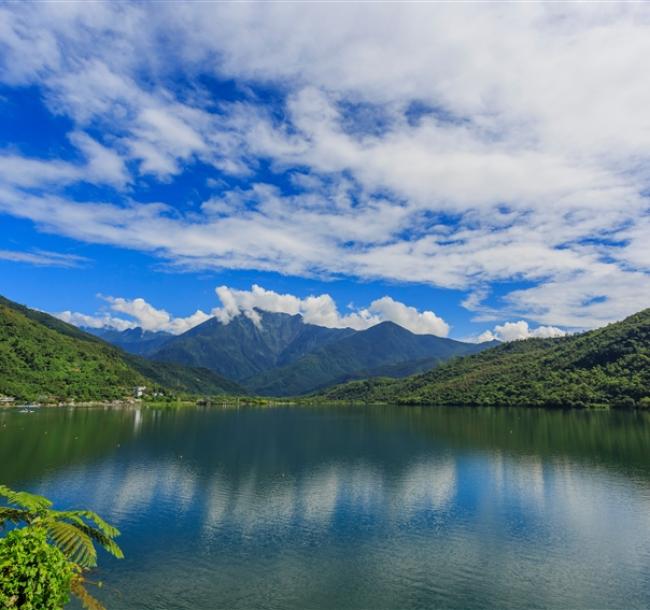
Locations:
316;309;650;408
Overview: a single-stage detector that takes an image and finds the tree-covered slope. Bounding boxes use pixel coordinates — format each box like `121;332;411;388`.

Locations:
0;296;244;401
316;309;650;408
126;356;244;396
0;298;145;401
246;321;493;396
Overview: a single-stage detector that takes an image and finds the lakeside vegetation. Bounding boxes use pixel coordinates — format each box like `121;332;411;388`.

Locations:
314;308;650;409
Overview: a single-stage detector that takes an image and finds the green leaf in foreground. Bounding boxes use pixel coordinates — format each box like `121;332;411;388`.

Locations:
0;485;123;610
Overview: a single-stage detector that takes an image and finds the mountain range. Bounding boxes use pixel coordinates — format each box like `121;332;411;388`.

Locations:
2;292;649;408
88;310;496;396
317;308;650;409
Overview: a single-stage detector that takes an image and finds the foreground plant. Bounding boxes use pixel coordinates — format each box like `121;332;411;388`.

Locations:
0;485;123;609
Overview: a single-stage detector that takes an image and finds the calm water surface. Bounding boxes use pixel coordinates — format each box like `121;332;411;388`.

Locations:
2;405;650;609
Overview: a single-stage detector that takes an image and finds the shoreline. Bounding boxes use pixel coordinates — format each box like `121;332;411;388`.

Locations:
2;398;644;411
0;397;299;410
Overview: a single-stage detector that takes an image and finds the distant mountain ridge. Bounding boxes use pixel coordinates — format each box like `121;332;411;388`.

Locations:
96;309;496;396
84;326;172;356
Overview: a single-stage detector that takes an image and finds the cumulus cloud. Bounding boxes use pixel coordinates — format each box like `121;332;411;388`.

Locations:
213;285;449;336
57;285;450;337
102;296;211;334
476;321;567;343
57;310;135;332
367;296;449;337
56;296;210;335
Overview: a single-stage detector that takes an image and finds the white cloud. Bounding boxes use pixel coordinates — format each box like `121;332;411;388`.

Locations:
0;249;88;268
476;330;498;344
367;296;449;337
476;321;567;343
0;132;128;189
502;264;650;328
56;310;134;332
56;296;210;335
68;132;129;187
0;155;80;188
102;296;211;334
2;4;650;329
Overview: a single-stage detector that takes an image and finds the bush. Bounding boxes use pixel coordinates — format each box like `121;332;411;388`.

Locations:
0;527;73;609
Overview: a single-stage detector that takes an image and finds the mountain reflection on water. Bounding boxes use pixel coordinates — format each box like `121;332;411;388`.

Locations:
1;405;649;610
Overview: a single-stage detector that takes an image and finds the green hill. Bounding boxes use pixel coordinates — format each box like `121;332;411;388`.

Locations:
126;356;243;396
316;309;650;408
0;296;244;401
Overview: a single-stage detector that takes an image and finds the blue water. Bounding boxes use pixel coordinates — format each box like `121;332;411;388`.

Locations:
1;405;650;609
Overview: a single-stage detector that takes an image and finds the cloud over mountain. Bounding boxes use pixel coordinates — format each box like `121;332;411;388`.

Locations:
214;285;449;336
476;321;566;343
56;285;451;337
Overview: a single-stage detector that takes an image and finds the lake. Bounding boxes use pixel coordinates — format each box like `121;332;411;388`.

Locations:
2;405;650;609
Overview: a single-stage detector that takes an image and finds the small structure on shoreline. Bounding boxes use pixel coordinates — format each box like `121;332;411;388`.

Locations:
134;386;147;398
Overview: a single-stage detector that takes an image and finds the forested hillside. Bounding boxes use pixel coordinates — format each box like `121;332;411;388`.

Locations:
317;309;650;408
0;296;244;401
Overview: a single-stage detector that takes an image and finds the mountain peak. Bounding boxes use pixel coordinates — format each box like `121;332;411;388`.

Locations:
86;304;494;396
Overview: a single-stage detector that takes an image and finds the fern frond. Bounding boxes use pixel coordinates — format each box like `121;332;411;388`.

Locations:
66;521;124;560
0;485;51;511
47;511;123;559
0;507;31;527
51;509;121;539
46;520;98;568
74;510;120;539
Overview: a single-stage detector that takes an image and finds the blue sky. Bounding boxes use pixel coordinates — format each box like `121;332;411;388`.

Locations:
1;3;649;341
